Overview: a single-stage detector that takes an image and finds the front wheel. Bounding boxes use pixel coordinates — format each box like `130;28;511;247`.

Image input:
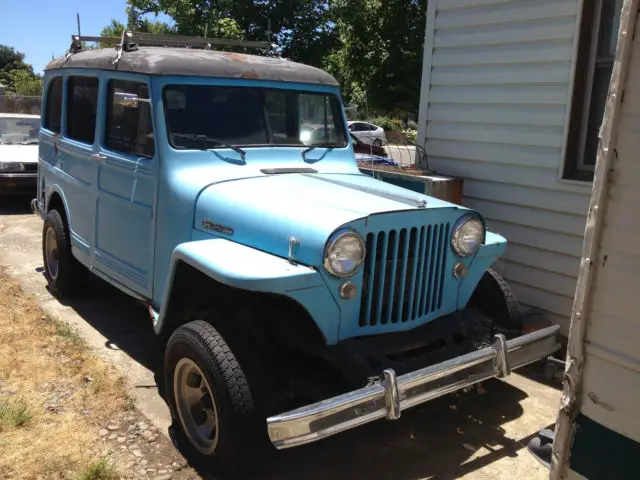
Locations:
469;268;522;335
165;320;268;475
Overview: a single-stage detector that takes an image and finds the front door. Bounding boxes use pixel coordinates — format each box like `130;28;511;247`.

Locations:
93;75;157;298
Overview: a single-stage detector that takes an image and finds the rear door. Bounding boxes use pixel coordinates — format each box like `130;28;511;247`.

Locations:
57;75;100;265
92;75;157;298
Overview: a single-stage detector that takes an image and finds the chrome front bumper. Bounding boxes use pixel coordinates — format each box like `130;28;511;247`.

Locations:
267;325;560;449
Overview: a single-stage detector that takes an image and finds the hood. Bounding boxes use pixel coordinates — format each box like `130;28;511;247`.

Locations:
0;144;39;164
194;172;467;266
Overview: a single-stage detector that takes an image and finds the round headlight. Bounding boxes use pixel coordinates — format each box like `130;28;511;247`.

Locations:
324;230;366;278
452;216;484;257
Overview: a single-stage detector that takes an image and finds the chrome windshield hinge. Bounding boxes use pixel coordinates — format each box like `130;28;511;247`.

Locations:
288;236;300;265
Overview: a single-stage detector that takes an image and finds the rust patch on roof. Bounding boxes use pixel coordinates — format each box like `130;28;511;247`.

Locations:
241;70;260;79
223;53;249;62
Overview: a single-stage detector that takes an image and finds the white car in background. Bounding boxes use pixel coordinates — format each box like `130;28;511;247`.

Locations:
0;113;40;195
347;121;387;146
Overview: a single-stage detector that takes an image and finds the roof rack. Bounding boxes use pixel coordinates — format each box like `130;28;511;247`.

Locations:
68;30;272;63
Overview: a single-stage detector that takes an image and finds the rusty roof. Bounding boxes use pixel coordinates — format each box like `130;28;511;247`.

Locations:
45;47;339;86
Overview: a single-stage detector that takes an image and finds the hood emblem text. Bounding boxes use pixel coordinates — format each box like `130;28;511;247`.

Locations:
202;219;233;236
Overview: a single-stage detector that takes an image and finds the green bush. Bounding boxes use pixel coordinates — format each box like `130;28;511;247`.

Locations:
404;128;417;143
366;116;404;132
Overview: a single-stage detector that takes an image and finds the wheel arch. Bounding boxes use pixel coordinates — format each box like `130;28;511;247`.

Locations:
45;186;71;230
157;259;331;352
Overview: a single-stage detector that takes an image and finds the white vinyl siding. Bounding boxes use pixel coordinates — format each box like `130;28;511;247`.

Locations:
417;0;592;333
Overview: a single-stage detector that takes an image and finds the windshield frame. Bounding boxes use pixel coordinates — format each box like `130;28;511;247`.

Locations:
161;84;348;151
0;115;41;145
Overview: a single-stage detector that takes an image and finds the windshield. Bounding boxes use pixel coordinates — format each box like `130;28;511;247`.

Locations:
0;116;40;145
163;85;347;150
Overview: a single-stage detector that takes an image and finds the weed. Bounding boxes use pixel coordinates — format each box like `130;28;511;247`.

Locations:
78;457;119;480
55;322;84;344
0;401;32;428
122;392;137;411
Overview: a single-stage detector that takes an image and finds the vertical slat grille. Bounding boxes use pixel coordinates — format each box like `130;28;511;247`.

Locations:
359;222;451;328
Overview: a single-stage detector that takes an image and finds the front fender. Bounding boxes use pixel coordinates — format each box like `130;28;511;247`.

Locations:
457;231;507;308
155;239;341;344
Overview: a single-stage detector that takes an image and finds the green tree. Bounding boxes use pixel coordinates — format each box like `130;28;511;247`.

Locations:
8;69;42;96
126;0;335;66
0;45;35;92
326;0;426;114
0;45;41;95
99;17;176;38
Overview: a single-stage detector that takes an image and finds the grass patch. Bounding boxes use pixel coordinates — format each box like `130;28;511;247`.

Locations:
0;401;32;428
122;392;137;411
0;268;130;479
55;322;84;344
78;457;119;480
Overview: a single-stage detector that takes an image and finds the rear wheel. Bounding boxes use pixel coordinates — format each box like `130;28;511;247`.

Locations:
42;209;85;297
469;268;522;335
165;320;268;476
373;138;383;146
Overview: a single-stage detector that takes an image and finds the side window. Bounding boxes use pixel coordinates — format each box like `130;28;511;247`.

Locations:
43;77;63;133
66;76;99;144
105;80;154;158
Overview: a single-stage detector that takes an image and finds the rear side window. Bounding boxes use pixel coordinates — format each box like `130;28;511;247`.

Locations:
66;76;98;144
43;77;63;133
105;80;154;158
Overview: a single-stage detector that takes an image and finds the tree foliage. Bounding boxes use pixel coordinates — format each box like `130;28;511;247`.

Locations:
99;17;177;47
0;45;42;96
326;0;427;114
126;0;336;66
99;0;427;114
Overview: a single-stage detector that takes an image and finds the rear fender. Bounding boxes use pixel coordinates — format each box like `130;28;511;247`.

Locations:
155;239;341;344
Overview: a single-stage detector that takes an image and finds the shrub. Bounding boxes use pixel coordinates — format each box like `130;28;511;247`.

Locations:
366;116;404;132
404;128;417;143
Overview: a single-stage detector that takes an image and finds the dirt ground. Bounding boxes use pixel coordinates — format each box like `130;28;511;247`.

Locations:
0;268;200;479
0;195;561;480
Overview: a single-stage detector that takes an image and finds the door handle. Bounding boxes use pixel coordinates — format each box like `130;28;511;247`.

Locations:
91;153;107;161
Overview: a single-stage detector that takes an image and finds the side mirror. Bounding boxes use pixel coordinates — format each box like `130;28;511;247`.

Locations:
113;92;151;108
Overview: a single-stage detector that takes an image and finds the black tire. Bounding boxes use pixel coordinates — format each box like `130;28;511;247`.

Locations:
42;209;85;297
164;320;269;476
373;138;383;146
469;268;522;334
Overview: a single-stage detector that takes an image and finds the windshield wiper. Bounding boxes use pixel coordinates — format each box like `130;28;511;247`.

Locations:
301;144;342;161
174;133;246;160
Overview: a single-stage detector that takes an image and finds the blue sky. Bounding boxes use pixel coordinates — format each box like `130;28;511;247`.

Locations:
1;0;172;74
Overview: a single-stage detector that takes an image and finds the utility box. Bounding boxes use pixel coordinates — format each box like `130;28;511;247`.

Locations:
358;166;464;205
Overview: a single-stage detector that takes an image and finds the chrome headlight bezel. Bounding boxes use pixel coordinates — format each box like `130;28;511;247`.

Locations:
451;215;484;257
323;229;366;278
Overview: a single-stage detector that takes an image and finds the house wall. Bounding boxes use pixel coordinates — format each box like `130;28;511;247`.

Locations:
416;0;594;333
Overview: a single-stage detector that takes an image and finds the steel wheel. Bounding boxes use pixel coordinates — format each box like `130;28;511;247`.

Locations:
45;226;59;280
173;357;220;455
